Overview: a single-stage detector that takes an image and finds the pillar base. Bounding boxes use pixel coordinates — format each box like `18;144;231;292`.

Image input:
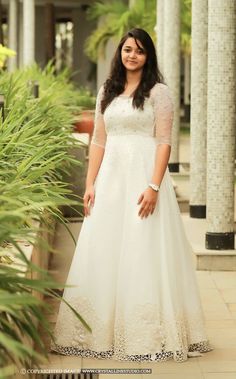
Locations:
168;163;179;172
190;205;206;218
205;232;235;250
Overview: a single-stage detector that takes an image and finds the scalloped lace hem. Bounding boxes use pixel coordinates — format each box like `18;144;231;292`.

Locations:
50;340;213;363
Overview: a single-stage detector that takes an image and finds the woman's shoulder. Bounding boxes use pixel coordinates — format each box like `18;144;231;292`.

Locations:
150;82;171;97
149;82;173;106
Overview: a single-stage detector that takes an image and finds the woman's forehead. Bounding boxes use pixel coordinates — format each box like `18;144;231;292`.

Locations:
123;37;144;49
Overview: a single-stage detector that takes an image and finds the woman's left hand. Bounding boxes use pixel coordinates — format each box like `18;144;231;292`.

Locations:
137;187;159;219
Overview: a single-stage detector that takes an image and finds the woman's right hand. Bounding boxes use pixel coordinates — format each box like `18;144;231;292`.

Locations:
83;185;95;217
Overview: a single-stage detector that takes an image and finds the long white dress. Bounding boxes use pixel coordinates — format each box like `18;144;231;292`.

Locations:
51;83;212;362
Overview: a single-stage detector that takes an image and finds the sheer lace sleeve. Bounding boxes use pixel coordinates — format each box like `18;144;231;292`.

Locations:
91;85;107;149
152;83;174;146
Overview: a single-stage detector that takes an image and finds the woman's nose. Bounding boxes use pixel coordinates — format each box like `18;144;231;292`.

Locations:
129;50;136;58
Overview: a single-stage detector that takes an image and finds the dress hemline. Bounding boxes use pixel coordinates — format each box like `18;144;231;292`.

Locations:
50;340;213;363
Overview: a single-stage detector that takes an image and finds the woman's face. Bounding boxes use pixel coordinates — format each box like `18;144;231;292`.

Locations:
121;37;147;72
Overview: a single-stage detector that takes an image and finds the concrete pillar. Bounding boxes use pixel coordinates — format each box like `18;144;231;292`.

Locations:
17;1;23;68
72;8;80;83
97;37;116;90
184;54;190;106
206;0;236;250
73;7;95;90
45;2;55;63
163;0;181;172
129;0;136;6
8;0;18;71
96;13;116;90
189;0;208;218
35;5;46;68
0;0;3;44
156;0;164;74
23;0;35;65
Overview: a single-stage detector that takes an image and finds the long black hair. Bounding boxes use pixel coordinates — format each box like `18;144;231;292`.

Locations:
101;28;164;114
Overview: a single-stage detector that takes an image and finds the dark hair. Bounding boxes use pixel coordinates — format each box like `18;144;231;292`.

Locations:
101;28;164;114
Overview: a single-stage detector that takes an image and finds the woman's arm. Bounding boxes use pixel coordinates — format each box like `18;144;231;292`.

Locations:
151;144;171;186
85;144;105;188
84;86;107;216
137;84;174;219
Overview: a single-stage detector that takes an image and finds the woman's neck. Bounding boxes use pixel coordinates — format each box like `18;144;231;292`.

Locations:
126;70;142;86
123;70;142;94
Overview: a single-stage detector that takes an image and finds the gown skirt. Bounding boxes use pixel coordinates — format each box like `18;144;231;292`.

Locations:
51;134;212;362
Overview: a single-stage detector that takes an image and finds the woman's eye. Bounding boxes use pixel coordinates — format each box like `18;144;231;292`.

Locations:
123;48;145;54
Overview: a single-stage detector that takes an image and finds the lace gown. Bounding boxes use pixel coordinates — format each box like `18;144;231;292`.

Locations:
51;83;212;362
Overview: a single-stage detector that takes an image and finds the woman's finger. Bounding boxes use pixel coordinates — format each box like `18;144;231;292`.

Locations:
140;203;156;218
87;199;91;216
90;193;95;207
139;203;149;218
83;195;90;217
138;200;147;216
137;193;144;204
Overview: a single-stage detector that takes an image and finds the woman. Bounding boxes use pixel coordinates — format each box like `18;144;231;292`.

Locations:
51;28;212;362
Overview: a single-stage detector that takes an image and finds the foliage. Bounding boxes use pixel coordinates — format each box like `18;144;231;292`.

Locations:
0;45;16;69
75;87;96;110
181;0;192;55
84;0;192;63
0;63;91;376
84;0;156;63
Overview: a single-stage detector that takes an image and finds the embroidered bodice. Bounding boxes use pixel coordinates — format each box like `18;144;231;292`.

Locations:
91;83;174;149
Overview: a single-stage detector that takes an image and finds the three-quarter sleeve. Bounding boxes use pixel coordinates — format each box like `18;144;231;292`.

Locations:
91;85;107;149
152;83;174;146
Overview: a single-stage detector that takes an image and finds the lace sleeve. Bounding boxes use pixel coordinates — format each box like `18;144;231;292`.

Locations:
152;83;174;146
91;85;107;149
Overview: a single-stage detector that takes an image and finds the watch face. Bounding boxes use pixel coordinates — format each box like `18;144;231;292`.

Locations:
149;183;160;192
149;184;158;191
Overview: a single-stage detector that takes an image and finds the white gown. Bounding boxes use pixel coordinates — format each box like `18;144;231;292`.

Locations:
51;83;212;362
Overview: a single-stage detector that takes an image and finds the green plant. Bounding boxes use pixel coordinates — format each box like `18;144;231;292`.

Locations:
85;0;156;63
0;45;16;69
0;262;91;375
0;63;92;376
75;87;96;110
84;0;192;63
181;0;191;55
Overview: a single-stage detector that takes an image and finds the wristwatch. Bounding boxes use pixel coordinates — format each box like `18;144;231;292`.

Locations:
148;183;160;192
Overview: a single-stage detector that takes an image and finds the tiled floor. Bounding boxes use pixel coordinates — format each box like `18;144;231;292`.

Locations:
37;220;236;379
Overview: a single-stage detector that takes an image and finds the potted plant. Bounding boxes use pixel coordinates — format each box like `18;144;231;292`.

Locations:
73;87;96;142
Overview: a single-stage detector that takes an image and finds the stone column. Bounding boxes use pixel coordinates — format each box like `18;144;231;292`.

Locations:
0;0;3;44
156;0;164;74
97;38;116;90
183;54;190;120
96;14;116;90
129;0;136;6
206;0;236;249
45;2;55;63
72;8;80;83
189;0;208;218
17;1;23;68
23;0;35;66
8;0;18;71
35;5;46;67
163;0;180;172
73;7;95;89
